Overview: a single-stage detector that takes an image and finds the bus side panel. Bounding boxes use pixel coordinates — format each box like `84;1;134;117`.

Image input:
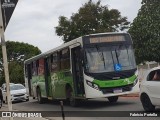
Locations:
47;75;52;97
31;76;39;97
37;75;47;97
50;71;73;99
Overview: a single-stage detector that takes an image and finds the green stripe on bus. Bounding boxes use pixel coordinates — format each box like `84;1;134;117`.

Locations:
93;75;137;88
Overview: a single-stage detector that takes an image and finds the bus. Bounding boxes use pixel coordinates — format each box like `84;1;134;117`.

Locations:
24;32;139;106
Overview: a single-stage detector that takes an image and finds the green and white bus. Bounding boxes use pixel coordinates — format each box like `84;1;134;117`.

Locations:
24;32;139;106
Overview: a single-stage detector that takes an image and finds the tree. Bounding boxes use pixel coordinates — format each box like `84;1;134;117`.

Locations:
8;61;24;84
128;0;160;64
0;41;41;85
0;41;41;62
55;0;130;42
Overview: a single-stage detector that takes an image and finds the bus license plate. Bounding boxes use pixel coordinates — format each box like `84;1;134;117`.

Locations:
113;88;122;93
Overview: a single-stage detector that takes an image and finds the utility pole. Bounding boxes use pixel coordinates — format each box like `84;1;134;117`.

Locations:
0;33;13;112
0;0;19;119
0;0;13;120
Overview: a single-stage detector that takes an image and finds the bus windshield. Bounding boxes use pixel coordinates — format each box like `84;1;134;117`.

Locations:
85;45;136;73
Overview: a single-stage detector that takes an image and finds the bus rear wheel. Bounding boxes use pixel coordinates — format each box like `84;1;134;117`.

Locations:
37;88;44;104
108;96;118;103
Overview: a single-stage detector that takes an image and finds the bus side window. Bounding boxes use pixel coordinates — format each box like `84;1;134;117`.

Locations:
60;48;70;70
51;52;59;72
38;59;44;75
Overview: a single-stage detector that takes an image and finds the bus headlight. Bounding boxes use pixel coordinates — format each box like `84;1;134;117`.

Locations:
86;80;93;87
86;80;99;90
133;78;138;86
93;84;99;90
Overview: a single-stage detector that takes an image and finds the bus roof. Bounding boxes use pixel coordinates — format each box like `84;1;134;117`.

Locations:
24;36;83;64
24;32;129;64
84;32;128;37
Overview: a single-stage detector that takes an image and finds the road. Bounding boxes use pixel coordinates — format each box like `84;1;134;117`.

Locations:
12;97;143;111
2;97;160;120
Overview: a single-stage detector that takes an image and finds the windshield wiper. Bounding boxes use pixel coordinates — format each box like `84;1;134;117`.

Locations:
95;45;106;68
115;49;120;64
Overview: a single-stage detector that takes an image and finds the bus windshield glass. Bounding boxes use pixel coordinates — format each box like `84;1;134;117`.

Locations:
85;45;136;73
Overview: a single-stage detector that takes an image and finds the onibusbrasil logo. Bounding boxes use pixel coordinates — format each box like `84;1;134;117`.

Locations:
2;0;15;8
5;0;11;3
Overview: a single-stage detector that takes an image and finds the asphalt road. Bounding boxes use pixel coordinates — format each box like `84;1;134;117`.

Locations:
2;97;160;120
12;97;143;111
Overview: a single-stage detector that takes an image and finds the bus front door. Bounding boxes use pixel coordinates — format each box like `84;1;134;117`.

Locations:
26;64;32;96
71;46;85;97
44;58;51;98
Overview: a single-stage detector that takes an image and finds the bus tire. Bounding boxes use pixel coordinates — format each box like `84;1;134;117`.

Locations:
140;94;155;111
67;87;78;107
0;99;2;108
0;90;3;108
37;88;44;104
108;96;118;103
70;96;78;107
5;97;8;104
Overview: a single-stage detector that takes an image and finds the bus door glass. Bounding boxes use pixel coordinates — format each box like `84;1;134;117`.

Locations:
71;46;85;96
44;57;51;97
26;64;32;96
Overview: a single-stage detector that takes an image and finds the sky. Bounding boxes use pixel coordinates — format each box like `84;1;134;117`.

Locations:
4;0;142;53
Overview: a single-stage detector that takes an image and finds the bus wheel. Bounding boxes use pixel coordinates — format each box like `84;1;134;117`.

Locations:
70;96;78;107
37;88;44;104
108;96;118;103
67;88;78;107
0;99;2;108
5;97;8;104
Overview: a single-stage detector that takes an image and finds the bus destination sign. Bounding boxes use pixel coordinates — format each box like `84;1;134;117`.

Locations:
90;35;125;43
